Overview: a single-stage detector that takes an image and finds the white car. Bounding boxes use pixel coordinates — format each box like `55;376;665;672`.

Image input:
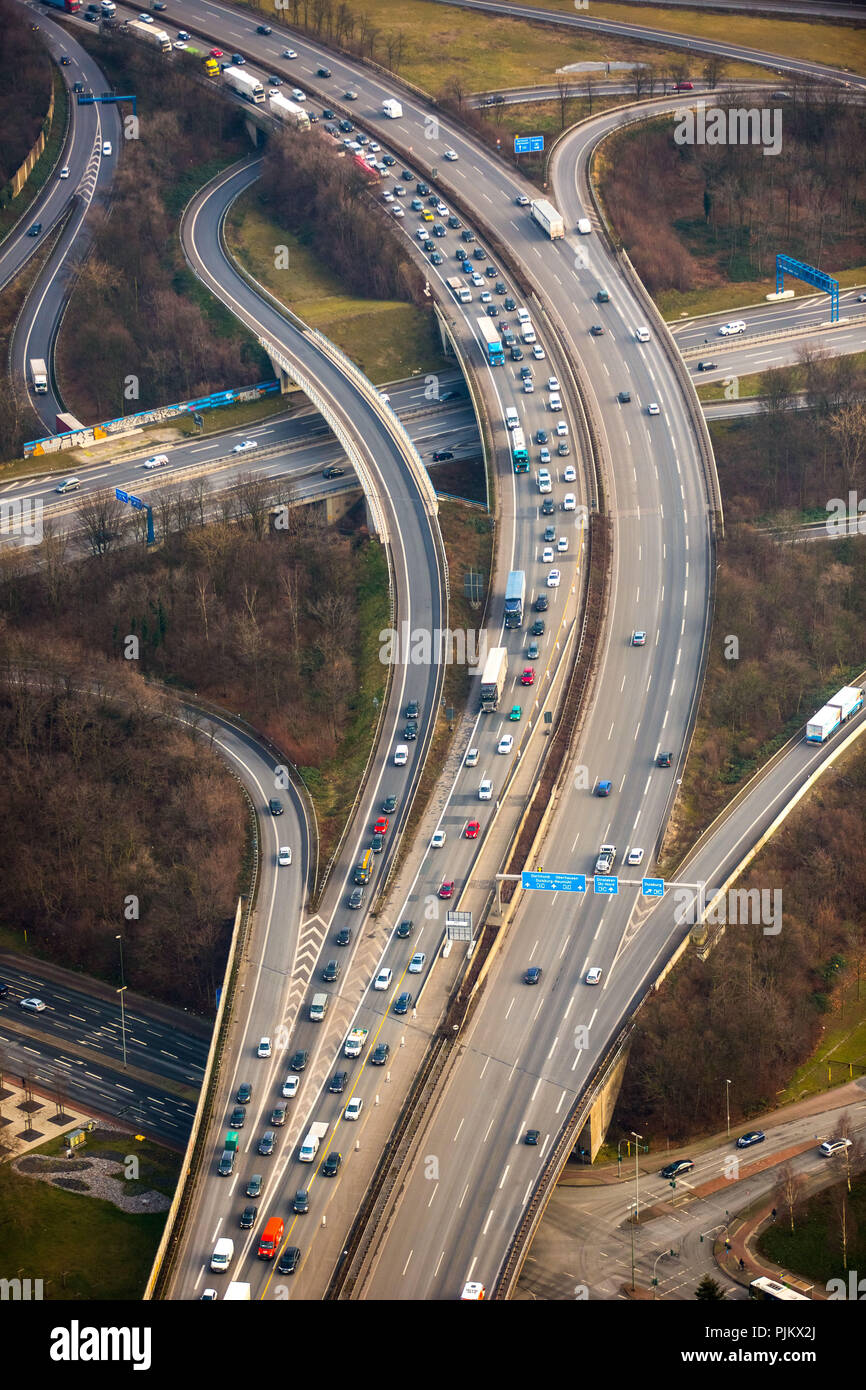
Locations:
819;1137;851;1156
523;379;534;394
138;12;153;20
278;846;292;867
382;191;394;202
497;735;513;754
547;569;561;587
443;148;459;160
282;1074;300;1098
470;272;485;287
391;205;405;218
548;394;562;412
408;952;426;973
374;968;393;991
465;747;479;767
563;465;576;483
143;454;169;469
19;997;46;1012
431;830;446;849
626;847;644;866
547;377;560;392
632;630;647;646
282;48;298;58
538;468;551;493
555;421;569;436
173;40;187;49
394;744;408;766
344;1097;363;1121
557;536;567;552
368;142;381;152
436;202;447;215
542;546;554;564
415;227;429;241
719;319;746;336
532;344;545;359
647;402;660;416
257;1037;272;1058
291;88;307;101
634;326;650;342
480;291;492;303
59;165;70;179
478;778;493;800
563;493;576;511
232;439;257;453
585;967;603;986
102;141;112;156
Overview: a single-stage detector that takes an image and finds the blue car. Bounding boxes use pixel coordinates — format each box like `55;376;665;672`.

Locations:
597;781;612;797
736;1130;766;1149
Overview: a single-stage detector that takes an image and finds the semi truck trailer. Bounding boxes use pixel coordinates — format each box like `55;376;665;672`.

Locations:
480;646;508;712
530;198;565;240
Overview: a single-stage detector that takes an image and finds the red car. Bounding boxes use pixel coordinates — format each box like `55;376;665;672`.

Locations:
373;816;389;835
465;821;480;839
210;47;224;58
438;881;455;899
520;668;535;686
673;80;693;90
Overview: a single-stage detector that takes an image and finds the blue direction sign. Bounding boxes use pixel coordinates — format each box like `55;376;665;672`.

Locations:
115;488;129;503
514;135;544;154
115;488;146;511
522;871;586;893
593;874;618;895
642;877;664;897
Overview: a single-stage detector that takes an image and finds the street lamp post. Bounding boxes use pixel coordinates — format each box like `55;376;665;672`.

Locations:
117;985;128;1069
630;1130;643;1292
726;1078;731;1138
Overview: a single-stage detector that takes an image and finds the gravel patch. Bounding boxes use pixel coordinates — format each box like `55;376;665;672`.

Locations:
12;1152;171;1214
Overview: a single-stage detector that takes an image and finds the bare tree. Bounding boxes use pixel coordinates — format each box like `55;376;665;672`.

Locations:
232;472;273;539
703;55;727;90
774;1163;805;1233
828;402;866;491
555;77;576;131
75;489;126;556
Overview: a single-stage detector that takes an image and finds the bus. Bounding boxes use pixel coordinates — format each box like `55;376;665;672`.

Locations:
476;317;504;367
353;155;379;182
511;427;528;473
749;1277;810;1302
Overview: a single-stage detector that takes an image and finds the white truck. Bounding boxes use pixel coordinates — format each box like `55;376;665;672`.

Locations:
310;992;329;1022
210;1238;234;1273
576;217;592;235
224;1282;250;1300
29;358;48;394
480;646;508;712
268;93;311;130
223;66;266;104
446;276;472;305
126;19;171;53
299;1121;329;1162
382;98;403;119
344;1027;368;1058
805;685;864;742
530;198;564;240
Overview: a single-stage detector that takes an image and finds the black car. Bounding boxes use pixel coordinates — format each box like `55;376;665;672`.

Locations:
270;1104;287;1127
590;324;605;336
245;1173;263;1198
660;1159;694;1180
394;992;412;1015
329;1071;348;1094
268;75;282;86
544;525;556;543
422;240;435;254
486;265;498;278
541;498;555;516
461;228;475;242
293;1188;309;1213
473;247;487;260
60;55;71;65
440;390;464;402
427;194;439;207
696;360;718;372
396;919;414;938
596;288;610;302
736;1130;766;1149
448;216;461;229
371;832;385;853
258;1130;275;1156
0;983;8;999
535;429;549;445
231;54;245;65
405;700;419;719
432;223;446;238
383;155;396;166
656;751;673;768
322;465;345;479
344;89;358;100
236;1082;252;1104
617;390;632;404
28;223;42;237
382;795;398;814
371;1042;390;1066
335;927;352;947
317;65;331;77
495;281;507;295
229;1105;246;1129
348;886;364;909
73;81;84;93
504;297;517;311
239;1205;257;1229
432;450;454;462
403;721;418;741
321;1152;342;1176
430;251;444;266
525;1130;540;1145
322;108;335;119
524;967;543;985
456;248;468;262
487;305;499;317
289;1050;308;1072
256;23;272;34
416;181;430;195
277;1246;301;1275
338;119;354;133
402;169;415;181
510;346;523;361
268;798;284;816
530;619;545;637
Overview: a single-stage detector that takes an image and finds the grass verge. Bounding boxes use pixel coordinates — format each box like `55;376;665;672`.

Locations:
756;1174;866;1286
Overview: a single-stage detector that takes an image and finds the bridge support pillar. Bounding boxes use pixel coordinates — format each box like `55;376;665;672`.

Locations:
575;1044;631;1162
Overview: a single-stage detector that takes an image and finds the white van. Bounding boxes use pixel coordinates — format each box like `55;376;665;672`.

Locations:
576;218;592;235
537;469;552;494
210;1238;234;1273
394;743;408;766
505;407;519;431
521;325;536;344
516;308;531;325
